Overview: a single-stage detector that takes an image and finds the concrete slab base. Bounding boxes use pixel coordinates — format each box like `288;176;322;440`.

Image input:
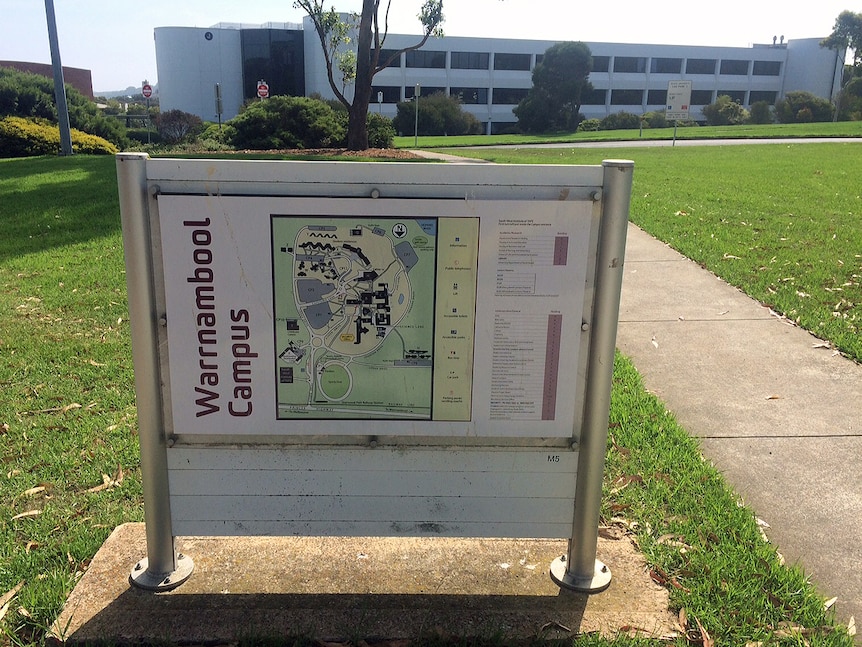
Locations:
50;524;674;645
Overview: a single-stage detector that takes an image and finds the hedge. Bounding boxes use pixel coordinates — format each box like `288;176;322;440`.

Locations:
0;116;118;157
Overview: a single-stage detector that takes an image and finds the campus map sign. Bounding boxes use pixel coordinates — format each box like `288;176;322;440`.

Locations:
158;195;593;438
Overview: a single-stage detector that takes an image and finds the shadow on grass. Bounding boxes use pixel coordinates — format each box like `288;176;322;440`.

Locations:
0;155;120;263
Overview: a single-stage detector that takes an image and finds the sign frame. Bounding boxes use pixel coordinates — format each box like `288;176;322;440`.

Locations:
116;154;633;594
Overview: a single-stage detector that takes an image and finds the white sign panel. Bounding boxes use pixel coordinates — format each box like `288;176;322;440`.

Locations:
158;195;593;438
666;80;692;121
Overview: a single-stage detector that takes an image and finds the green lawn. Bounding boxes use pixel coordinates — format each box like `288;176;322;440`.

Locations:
0;152;855;646
430;142;862;363
395;120;862;149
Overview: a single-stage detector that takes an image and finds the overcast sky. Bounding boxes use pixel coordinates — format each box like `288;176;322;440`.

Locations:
0;1;851;93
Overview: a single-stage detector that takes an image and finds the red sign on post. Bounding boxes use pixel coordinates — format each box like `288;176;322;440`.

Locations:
256;81;269;99
142;83;153;99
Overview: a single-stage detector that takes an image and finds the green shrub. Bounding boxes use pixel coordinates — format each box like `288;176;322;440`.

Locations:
836;76;862;121
642;111;668;128
365;112;395;148
702;95;750;126
126;127;162;145
749;100;774;124
774;90;834;123
155;109;204;144
393;92;482;136
0;115;118;157
0;66;129;148
599;111;641;130
225;95;346;149
577;118;601;132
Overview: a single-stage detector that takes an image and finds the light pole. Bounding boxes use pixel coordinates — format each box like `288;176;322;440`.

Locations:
44;0;73;156
414;83;421;147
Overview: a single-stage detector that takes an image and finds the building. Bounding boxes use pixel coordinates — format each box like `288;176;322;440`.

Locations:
154;19;845;132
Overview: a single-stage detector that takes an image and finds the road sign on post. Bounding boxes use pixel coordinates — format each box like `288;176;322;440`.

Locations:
142;81;152;145
666;80;692;121
257;80;269;99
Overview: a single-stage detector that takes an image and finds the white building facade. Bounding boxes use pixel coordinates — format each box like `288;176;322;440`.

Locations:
154;19;845;132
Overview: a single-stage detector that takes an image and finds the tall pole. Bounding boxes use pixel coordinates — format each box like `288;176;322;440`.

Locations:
414;83;421;147
44;0;73;156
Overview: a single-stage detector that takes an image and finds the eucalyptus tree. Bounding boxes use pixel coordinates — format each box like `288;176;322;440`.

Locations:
294;0;444;149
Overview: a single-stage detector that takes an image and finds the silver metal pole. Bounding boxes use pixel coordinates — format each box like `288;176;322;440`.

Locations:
116;153;193;591
44;0;73;156
414;83;421;147
551;159;634;593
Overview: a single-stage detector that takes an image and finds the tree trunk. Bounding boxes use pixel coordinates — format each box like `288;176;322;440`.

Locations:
346;0;377;150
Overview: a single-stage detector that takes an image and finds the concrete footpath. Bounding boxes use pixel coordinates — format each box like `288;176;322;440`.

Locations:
616;224;862;631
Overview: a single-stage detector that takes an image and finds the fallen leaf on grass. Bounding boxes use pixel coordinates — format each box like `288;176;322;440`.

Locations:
650;566;690;593
695;617;714;647
539;620;572;634
20;486;46;498
657;534;694;552
1;422;8;434
11;510;41;521
610;474;644;494
0;581;25;612
85;466;124;493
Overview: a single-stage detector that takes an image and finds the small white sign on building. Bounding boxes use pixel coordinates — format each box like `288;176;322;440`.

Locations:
666;80;692;121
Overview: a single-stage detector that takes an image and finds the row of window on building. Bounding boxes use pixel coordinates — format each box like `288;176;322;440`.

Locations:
378;49;782;77
372;85;779;107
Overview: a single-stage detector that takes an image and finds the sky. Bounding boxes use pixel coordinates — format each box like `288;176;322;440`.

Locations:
0;1;852;94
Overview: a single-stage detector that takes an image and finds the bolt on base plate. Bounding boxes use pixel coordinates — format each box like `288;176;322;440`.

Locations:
130;553;194;592
550;556;611;593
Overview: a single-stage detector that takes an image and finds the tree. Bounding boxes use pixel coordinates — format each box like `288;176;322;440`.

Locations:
774;91;834;123
294;0;444;150
154;109;204;144
821;11;862;70
514;42;592;133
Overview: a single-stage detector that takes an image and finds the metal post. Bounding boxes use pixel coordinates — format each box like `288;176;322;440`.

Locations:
116;153;194;591
44;0;73;156
551;159;634;593
414;83;421;147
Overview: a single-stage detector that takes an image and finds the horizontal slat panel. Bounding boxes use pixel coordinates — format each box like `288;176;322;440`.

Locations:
167;447;577;474
171;494;573;524
168;468;575;498
166;447;577;538
171;519;574;539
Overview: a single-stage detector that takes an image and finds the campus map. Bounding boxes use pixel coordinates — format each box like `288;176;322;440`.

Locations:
272;216;479;420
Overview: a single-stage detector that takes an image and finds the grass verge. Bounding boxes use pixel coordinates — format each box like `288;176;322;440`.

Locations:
395;120;862;150
0;155;854;646
431;142;862;363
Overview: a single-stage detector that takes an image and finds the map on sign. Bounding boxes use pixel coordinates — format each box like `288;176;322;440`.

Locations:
272;216;477;421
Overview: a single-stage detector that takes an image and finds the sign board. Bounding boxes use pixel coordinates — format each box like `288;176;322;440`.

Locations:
142;83;153;98
666;80;692;121
256;80;269;98
117;155;633;592
160;196;591;438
